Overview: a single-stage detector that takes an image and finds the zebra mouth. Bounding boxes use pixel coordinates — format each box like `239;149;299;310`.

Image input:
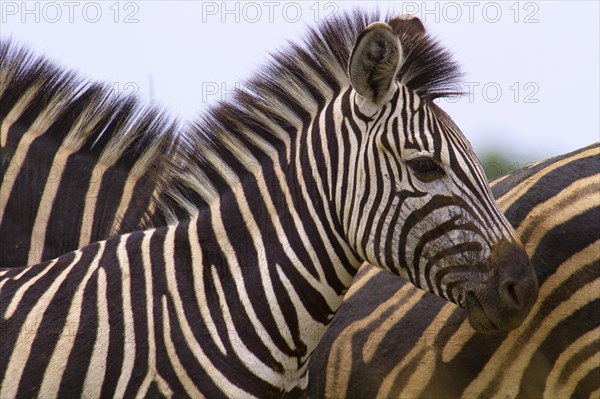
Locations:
456;291;466;307
464;291;499;333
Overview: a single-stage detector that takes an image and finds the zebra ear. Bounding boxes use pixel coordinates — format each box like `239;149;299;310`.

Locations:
349;22;402;105
388;14;426;37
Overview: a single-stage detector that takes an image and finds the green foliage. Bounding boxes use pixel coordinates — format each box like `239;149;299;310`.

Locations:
477;150;538;180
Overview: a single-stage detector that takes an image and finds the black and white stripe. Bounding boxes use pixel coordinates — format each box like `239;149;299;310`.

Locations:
0;40;180;267
309;142;599;398
1;12;538;396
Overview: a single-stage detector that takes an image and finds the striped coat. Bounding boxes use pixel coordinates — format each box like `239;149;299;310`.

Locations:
309;142;600;398
2;11;538;397
0;39;179;267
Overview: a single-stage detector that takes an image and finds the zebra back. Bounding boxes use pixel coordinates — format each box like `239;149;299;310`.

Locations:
308;142;600;398
0;40;180;267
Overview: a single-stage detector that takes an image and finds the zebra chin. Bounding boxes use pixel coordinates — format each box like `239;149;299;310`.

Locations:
459;239;539;333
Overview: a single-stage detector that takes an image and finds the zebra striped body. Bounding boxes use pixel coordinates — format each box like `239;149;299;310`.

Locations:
309;142;600;398
1;210;338;397
0;41;179;267
1;12;538;396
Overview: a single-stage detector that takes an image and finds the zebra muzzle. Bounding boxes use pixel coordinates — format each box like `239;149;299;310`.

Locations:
464;239;539;332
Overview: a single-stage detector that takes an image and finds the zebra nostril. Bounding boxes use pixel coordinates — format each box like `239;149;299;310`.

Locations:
499;278;524;310
489;238;538;315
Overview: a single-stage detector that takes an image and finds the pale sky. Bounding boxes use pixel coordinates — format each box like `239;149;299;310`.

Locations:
2;1;599;165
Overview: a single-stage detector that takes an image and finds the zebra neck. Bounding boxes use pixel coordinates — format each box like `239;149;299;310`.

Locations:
157;76;368;373
117;194;363;389
180;168;361;356
162;83;362;260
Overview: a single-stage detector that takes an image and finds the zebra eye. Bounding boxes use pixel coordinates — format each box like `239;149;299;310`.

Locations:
407;157;443;181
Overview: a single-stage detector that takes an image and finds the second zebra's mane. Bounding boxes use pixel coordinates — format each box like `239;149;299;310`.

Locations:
0;39;180;228
162;10;463;218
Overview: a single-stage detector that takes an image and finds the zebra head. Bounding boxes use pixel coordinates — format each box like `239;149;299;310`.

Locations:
342;16;538;332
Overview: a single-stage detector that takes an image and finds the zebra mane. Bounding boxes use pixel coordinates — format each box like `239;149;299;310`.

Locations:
1;9;463;224
389;16;464;99
165;10;463;216
0;39;181;227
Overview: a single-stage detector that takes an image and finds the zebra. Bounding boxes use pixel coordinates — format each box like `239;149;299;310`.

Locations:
309;142;600;398
0;40;180;267
0;12;539;397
